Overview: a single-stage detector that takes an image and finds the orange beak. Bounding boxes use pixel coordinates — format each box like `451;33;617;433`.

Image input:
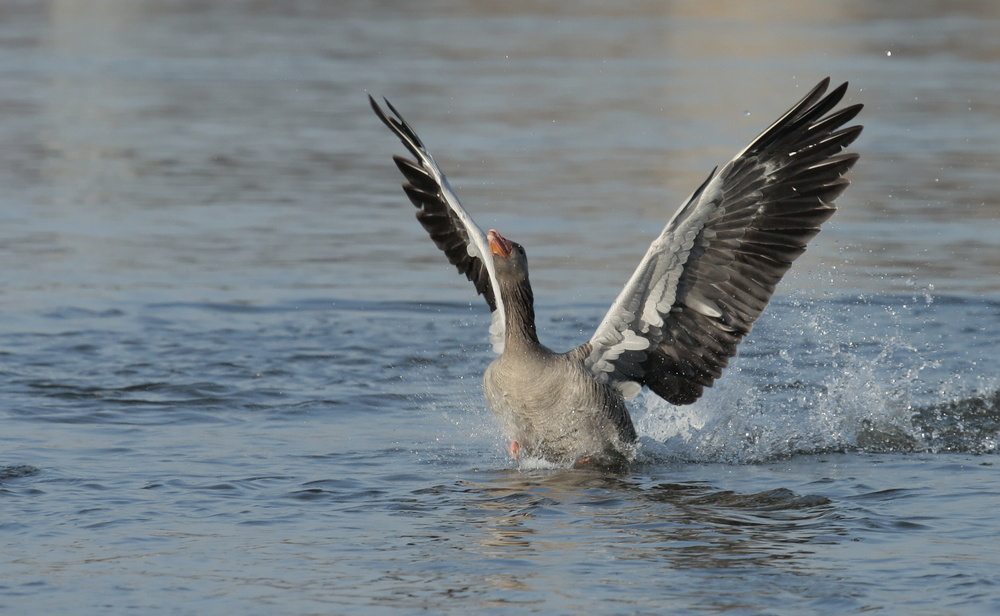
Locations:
488;229;513;258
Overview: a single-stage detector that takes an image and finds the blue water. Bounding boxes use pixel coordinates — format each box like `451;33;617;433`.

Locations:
3;2;1000;614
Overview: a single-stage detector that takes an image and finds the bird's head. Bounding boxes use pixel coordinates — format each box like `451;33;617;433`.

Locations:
488;229;529;284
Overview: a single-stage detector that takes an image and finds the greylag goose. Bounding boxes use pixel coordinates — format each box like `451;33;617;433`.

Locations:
370;78;862;466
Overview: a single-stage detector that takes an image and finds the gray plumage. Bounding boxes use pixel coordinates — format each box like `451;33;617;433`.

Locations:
370;78;862;466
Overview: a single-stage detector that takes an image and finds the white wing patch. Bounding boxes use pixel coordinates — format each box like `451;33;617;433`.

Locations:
433;171;506;354
583;165;730;398
371;96;507;355
489;310;505;354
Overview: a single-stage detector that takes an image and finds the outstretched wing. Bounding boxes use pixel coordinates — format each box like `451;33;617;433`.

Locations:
583;78;862;403
370;96;506;353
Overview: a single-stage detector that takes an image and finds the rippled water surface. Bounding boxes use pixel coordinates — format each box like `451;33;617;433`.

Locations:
3;2;1000;614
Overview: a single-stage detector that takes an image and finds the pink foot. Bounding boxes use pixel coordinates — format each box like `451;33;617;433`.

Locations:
509;441;521;459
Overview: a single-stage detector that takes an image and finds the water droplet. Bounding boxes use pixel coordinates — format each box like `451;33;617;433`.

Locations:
886;50;892;57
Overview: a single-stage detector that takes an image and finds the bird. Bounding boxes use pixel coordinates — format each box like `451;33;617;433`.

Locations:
370;78;862;467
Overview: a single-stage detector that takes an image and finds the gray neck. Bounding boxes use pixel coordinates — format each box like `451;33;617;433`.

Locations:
501;278;539;349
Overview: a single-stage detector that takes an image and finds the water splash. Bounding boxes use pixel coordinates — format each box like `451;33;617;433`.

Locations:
913;389;1000;454
635;295;1000;463
412;296;1000;466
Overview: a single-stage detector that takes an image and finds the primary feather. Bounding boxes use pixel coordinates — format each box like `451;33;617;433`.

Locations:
584;78;861;405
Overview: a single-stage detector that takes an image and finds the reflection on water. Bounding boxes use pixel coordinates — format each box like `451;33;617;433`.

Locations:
464;469;838;574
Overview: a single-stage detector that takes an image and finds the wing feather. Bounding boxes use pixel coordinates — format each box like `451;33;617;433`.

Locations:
583;78;862;402
370;95;506;353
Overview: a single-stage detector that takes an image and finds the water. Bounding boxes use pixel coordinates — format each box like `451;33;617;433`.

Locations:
2;1;1000;614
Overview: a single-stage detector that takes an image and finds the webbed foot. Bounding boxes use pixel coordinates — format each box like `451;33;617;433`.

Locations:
509;441;521;459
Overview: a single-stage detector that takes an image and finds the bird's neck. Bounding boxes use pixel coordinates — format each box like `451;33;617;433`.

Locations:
501;279;539;350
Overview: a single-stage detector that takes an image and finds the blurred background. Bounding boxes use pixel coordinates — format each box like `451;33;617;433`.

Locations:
1;0;998;317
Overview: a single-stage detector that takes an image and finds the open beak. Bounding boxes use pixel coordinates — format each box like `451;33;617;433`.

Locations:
488;229;513;258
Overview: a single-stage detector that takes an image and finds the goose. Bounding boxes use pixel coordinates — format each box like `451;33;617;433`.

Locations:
370;78;862;467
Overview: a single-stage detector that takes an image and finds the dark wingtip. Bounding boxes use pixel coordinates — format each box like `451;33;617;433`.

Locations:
839;102;864;123
367;93;380;114
369;93;390;126
806;77;831;102
825;80;848;106
369;94;425;159
383;97;405;122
